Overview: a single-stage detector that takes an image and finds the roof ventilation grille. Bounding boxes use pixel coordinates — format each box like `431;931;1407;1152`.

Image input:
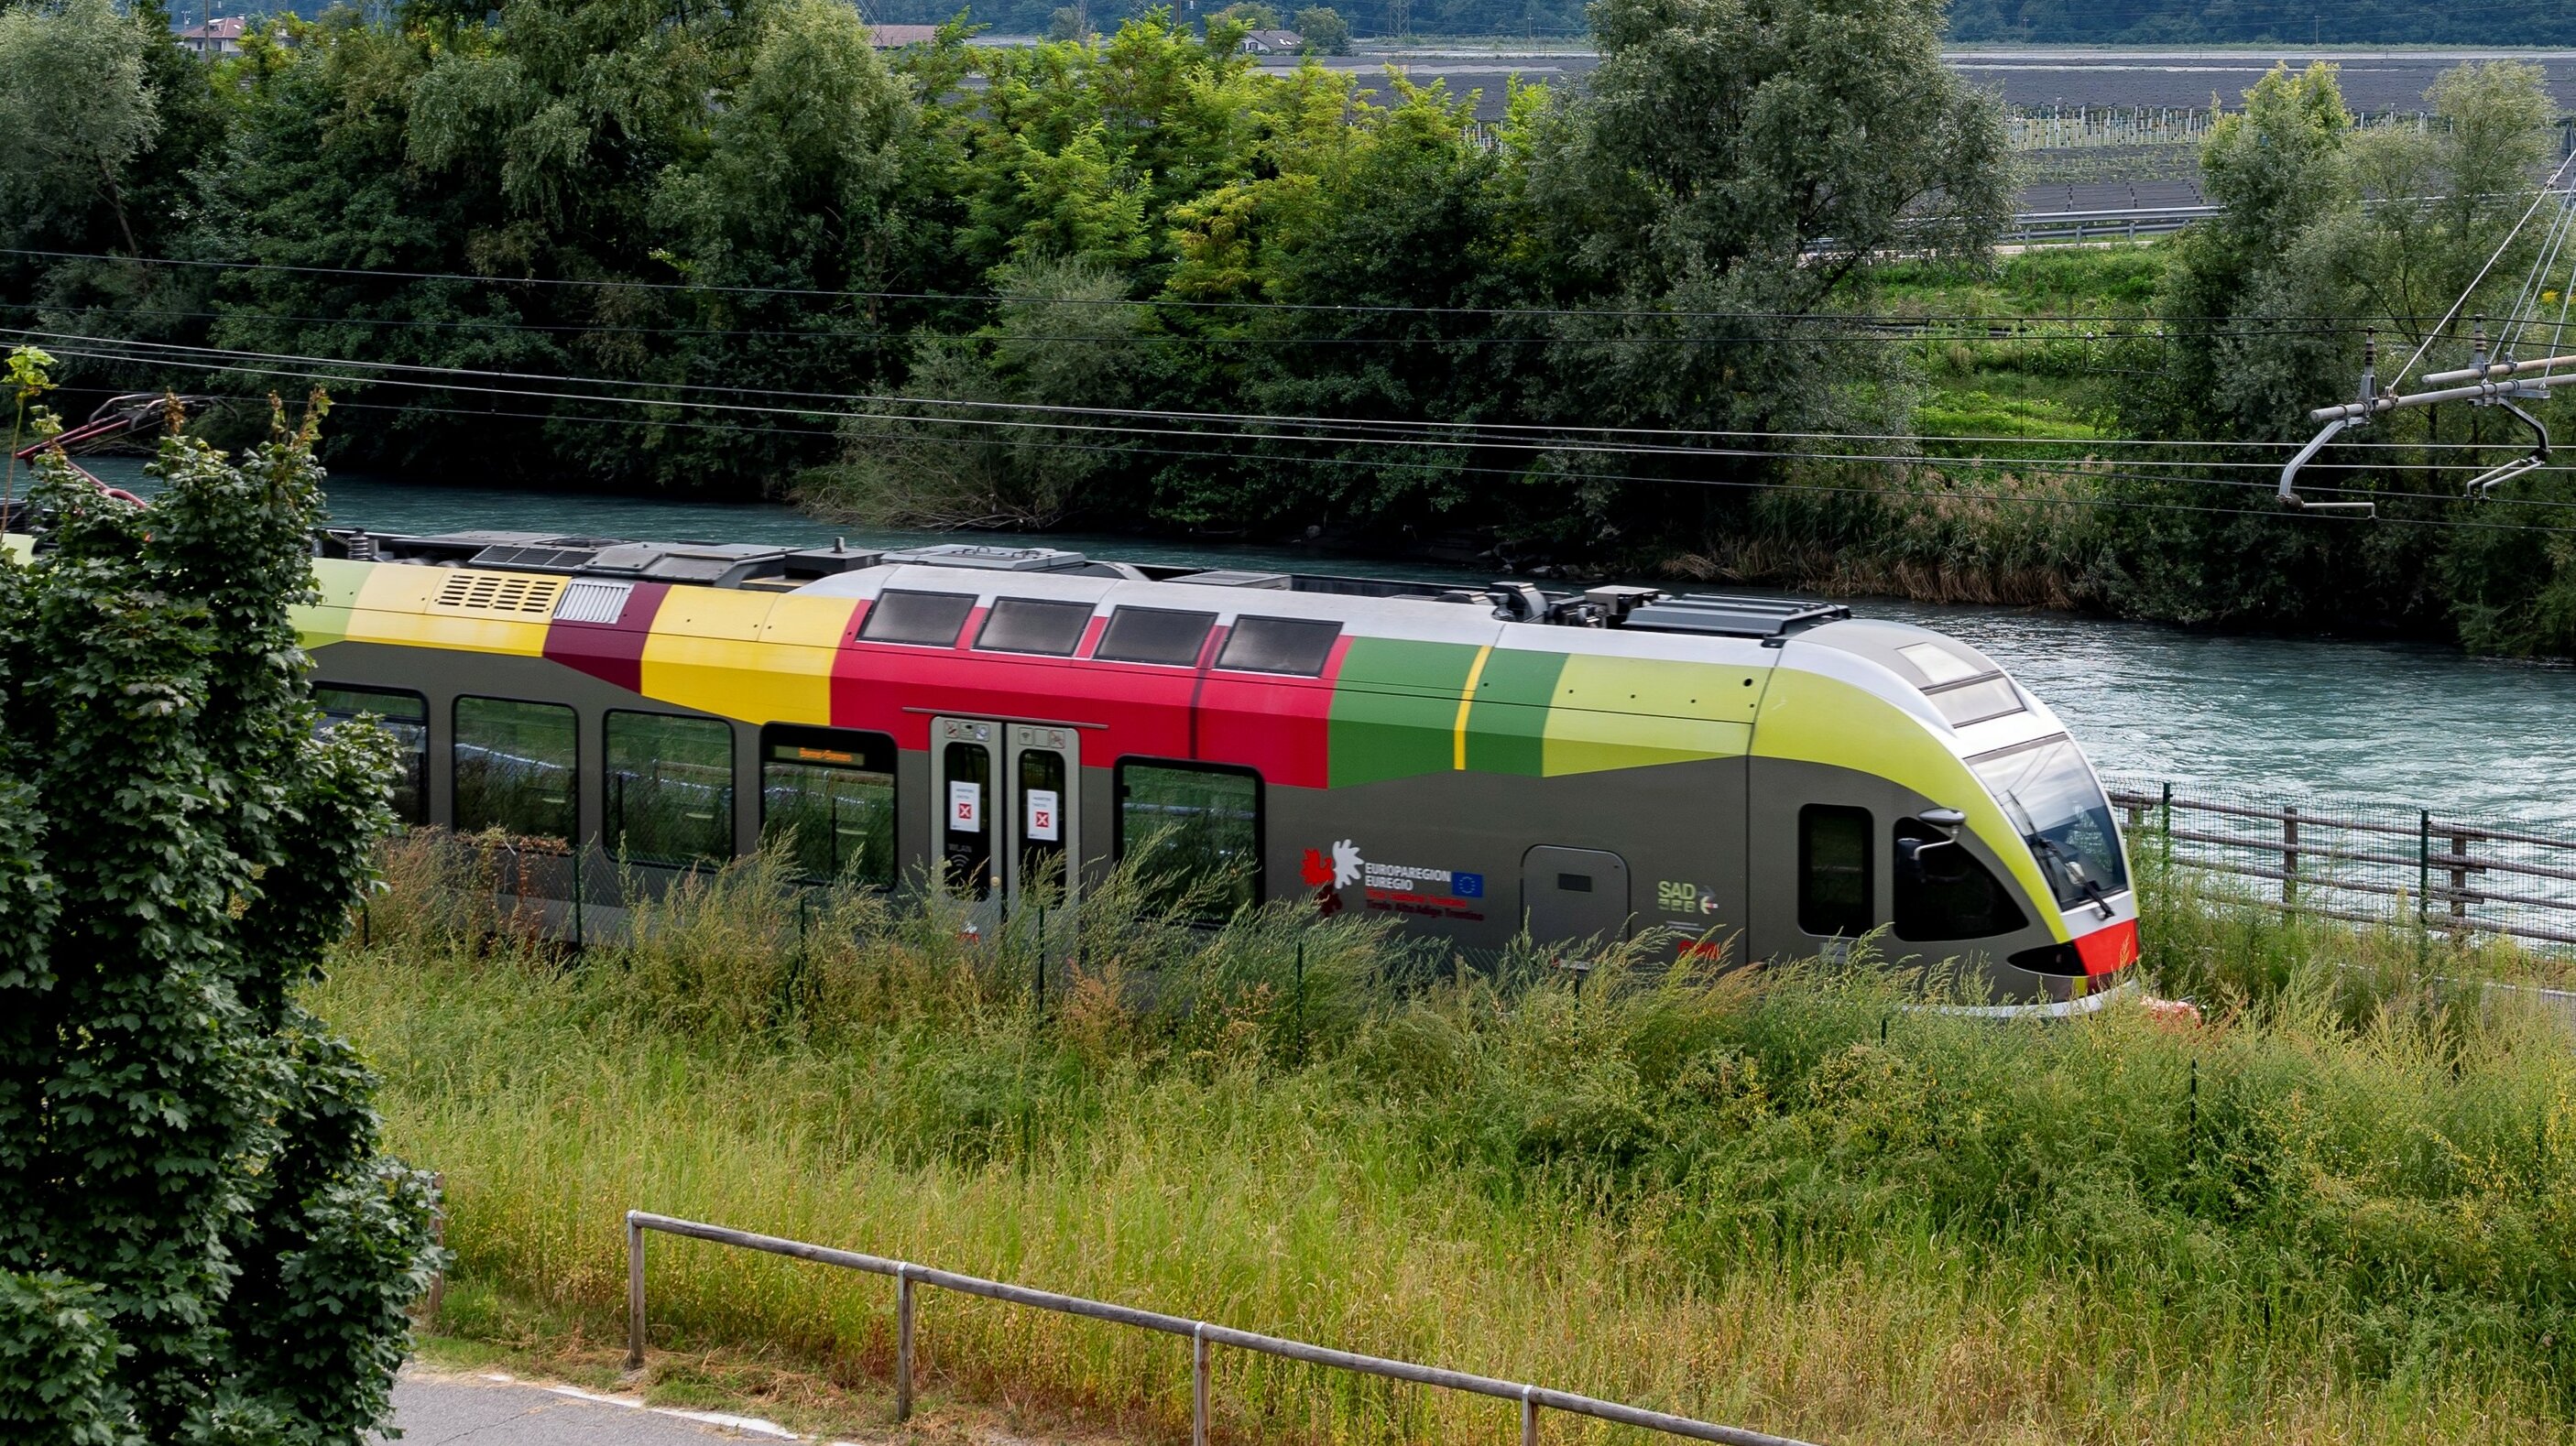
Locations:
553;579;636;625
431;571;568;616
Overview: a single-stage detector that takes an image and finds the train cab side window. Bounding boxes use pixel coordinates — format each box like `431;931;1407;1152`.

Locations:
1216;616;1341;675
1116;760;1261;919
453;696;577;844
976;597;1094;656
605;712;735;867
1096;607;1217;666
759;726;897;886
1797;804;1873;938
314;685;429;825
859;590;977;647
1893;818;2028;941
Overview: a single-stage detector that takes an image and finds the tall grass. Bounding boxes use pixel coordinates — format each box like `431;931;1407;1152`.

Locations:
315;835;2576;1443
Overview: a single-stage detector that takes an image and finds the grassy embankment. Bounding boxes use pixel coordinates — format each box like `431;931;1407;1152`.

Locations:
322;832;2576;1444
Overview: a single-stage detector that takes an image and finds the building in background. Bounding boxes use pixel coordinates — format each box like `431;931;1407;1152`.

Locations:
865;23;944;46
175;14;247;56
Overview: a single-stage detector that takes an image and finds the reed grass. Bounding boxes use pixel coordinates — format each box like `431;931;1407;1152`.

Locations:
313;835;2576;1443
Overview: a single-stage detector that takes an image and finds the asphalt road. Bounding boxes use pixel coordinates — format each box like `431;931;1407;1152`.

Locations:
372;1372;816;1445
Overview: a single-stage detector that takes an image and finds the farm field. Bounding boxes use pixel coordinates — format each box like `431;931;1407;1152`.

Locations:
326;839;2576;1446
1293;45;2576;211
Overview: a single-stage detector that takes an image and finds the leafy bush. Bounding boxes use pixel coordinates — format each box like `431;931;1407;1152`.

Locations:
0;391;441;1444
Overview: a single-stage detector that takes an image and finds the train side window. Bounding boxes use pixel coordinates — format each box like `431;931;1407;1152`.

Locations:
453;696;576;844
976;598;1094;657
1893;819;2027;941
1116;759;1261;919
1096;607;1217;666
1215;616;1341;675
1797;804;1873;937
759;725;897;886
605;712;735;867
859;590;977;647
315;685;428;825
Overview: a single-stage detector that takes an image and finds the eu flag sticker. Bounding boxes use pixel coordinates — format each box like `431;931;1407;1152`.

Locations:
1451;872;1484;898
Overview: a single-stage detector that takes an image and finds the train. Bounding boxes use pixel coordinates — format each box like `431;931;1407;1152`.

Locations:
73;519;2146;1008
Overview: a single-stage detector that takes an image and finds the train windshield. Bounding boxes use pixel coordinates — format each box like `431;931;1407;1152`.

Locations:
1970;736;2129;910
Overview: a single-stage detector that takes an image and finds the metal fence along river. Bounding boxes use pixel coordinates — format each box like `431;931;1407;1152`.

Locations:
2105;774;2576;949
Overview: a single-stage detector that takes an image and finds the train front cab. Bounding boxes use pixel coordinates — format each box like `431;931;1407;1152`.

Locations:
1745;619;2139;1012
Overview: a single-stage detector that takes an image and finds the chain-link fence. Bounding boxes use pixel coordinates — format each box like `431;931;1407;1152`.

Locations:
2103;773;2576;950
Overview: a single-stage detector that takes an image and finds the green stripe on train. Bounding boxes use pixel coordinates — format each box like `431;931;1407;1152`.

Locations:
1462;647;1565;776
1328;636;1480;787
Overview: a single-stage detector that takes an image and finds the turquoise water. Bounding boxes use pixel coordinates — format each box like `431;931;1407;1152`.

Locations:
79;458;2576;826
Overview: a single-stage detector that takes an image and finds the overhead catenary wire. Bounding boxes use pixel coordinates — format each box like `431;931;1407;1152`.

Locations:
223;391;2576;537
2386;147;2576;389
20;325;2576;473
37;339;2576;530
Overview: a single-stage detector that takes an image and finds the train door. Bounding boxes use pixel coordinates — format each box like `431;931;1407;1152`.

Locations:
1522;845;1631;962
1004;722;1081;915
1745;764;1885;962
929;715;1082;928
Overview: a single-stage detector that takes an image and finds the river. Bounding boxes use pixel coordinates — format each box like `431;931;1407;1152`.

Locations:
80;458;2576;827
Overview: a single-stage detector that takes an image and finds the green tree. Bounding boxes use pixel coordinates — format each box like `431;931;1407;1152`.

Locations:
1209;1;1282;27
2142;63;2357;443
205;0;923;491
2102;60;2567;640
0;0;159;254
810;258;1162;527
943;11;1266;280
1513;0;2010;548
1290;5;1351;52
0;389;442;1443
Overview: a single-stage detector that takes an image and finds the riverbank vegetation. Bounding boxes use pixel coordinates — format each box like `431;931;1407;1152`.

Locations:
7;0;2576;652
321;832;2576;1443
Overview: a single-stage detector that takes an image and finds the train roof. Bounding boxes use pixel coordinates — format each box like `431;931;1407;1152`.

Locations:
295;527;2065;754
316;528;1861;641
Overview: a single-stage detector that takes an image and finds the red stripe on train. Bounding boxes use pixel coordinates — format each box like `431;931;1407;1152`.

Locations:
541;582;671;694
2074;918;2140;975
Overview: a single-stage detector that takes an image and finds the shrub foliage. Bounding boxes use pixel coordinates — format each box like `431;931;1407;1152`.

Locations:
0;394;440;1444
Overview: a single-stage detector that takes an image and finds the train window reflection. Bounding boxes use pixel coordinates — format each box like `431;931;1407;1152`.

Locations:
1797;804;1872;937
860;591;977;647
1117;760;1261;919
1971;736;2130;910
760;727;896;886
453;696;576;843
1097;607;1216;666
1216;616;1340;675
976;598;1093;656
1893;818;2027;940
606;712;735;867
315;685;428;824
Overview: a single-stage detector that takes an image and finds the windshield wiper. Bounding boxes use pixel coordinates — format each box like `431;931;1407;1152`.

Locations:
2030;833;2115;919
